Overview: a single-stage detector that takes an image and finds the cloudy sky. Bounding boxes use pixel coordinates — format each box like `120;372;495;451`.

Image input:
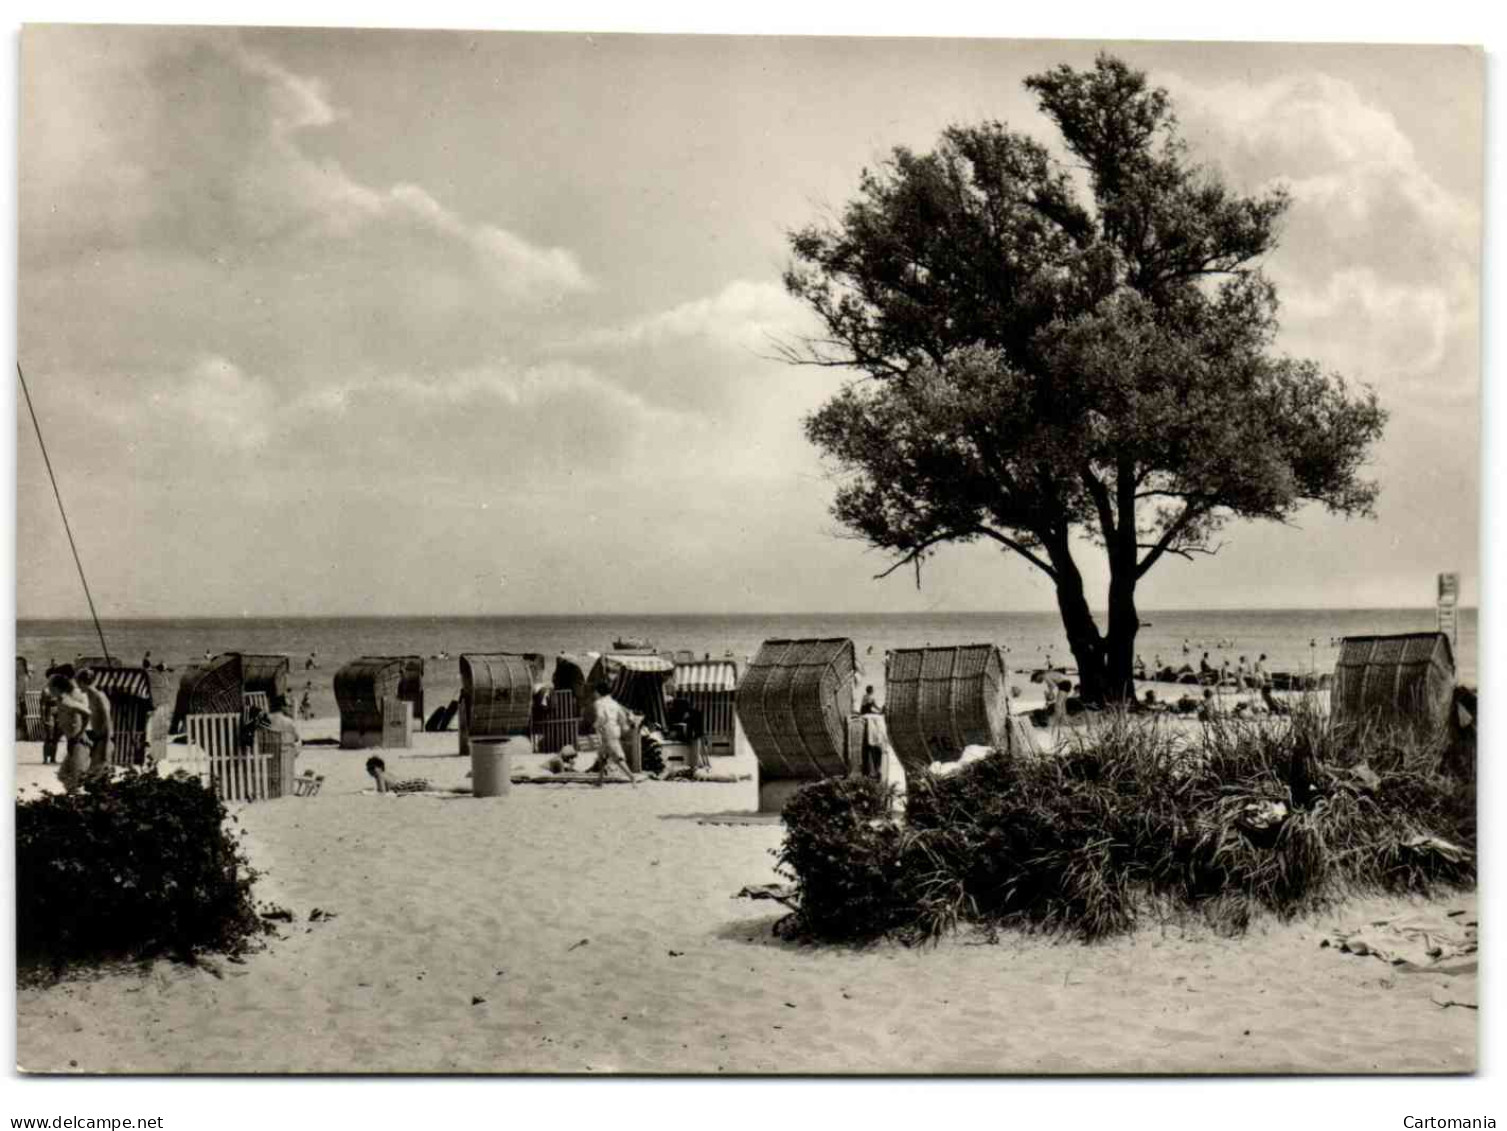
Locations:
15;27;1482;617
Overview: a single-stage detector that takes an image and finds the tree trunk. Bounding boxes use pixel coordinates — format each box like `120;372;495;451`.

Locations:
1050;551;1108;703
1103;568;1140;704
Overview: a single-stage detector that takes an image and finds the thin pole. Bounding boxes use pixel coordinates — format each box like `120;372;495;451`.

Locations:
17;363;111;663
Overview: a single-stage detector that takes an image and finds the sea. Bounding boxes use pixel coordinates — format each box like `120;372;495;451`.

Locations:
15;608;1477;719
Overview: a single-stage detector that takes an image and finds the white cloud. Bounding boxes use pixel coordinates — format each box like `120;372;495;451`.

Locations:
318;360;676;418
386;184;592;298
1163;70;1479;276
160;355;278;450
236;47;342;133
21;30;591;304
586;280;810;351
1159;67;1479;419
1273;266;1456;377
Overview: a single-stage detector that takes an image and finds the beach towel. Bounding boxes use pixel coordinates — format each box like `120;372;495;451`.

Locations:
364;777;432;795
1322;910;1477;972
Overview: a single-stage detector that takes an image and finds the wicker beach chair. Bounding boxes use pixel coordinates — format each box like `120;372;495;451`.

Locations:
884;644;1011;778
737;638;857;782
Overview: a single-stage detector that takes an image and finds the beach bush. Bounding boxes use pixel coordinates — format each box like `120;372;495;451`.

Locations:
775;776;910;940
776;705;1474;945
16;769;268;970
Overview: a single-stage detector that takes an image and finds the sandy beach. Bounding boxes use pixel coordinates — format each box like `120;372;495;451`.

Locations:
14;717;1475;1076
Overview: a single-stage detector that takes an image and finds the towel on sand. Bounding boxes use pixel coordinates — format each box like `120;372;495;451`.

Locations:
1323;910;1477;970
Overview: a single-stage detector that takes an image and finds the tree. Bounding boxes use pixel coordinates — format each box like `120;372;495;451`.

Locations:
784;54;1387;703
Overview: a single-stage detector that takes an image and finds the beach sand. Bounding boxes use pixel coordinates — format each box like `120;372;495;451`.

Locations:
14;720;1475;1075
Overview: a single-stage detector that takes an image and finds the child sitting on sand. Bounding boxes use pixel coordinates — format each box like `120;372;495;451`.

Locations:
365;755;430;795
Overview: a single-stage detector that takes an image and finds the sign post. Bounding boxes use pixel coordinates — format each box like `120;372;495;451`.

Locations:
1436;572;1460;649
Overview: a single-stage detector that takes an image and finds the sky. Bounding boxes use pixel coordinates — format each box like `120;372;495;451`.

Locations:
14;27;1484;617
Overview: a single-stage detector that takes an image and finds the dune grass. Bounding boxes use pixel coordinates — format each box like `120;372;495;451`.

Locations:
776;702;1475;945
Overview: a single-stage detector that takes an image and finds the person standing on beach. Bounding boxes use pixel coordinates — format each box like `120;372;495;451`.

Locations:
265;695;302;756
587;679;637;787
39;679;59;765
50;673;92;793
76;668;114;777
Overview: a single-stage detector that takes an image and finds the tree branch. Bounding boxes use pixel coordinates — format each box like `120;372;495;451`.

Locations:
975;526;1059;581
1082;465;1117;547
767;335;909;377
1134;502;1207;579
872;532;955;589
1135;539;1225;563
872;524;1060;588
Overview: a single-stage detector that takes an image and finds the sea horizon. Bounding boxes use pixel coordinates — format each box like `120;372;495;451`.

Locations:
15;603;1477;624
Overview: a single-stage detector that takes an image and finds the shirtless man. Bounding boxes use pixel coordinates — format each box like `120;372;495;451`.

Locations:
76;667;114;776
587;680;637;787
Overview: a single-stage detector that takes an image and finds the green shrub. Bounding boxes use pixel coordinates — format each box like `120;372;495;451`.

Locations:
16;770;269;969
776;704;1475;945
775;776;908;941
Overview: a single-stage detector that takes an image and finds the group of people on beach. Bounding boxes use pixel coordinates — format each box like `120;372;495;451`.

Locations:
1136;651;1275;689
36;664;115;793
34;655;308;794
1141;684;1290;721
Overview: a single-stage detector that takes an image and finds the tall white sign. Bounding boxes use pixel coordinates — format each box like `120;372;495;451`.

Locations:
1437;571;1460;649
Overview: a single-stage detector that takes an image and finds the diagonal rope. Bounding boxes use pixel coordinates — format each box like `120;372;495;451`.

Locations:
17;362;111;663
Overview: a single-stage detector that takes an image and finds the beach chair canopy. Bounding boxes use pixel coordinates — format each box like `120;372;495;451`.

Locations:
674;659;738;694
460;652;546;739
674;659;740;743
736;638;857;782
85;665;170;767
334;657;407;732
172;653;245;730
231;653;291;703
598;653;675;676
884;644;1010;777
552;652;602;693
591;652;676;730
89;665;156;704
1332;632;1455;735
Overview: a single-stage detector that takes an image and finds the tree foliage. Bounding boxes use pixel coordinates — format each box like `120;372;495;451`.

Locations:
784;54;1387;699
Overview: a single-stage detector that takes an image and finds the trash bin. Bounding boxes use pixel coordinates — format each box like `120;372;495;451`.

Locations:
472;737;526;797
